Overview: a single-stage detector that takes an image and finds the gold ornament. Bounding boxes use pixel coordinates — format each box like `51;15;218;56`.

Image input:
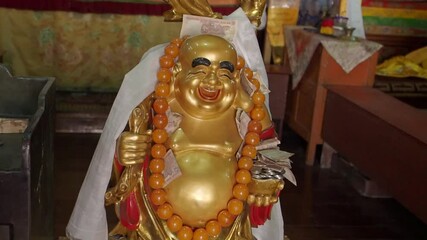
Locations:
162;0;222;21
240;0;267;27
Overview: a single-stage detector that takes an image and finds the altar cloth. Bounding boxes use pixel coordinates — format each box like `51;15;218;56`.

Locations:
285;26;382;89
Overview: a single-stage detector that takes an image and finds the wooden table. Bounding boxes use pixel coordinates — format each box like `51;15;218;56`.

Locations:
285;28;380;165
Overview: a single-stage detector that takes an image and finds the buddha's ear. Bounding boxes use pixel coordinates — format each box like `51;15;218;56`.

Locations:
234;71;253;112
234;86;253;113
172;62;182;82
233;69;240;81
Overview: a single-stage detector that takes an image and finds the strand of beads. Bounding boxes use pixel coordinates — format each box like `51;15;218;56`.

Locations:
148;37;266;240
150;37;181;236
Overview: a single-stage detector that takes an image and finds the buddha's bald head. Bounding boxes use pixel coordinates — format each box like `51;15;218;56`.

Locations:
178;34;237;72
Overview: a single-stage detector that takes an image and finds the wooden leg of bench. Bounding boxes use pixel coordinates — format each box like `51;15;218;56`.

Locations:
305;140;317;166
320;142;336;169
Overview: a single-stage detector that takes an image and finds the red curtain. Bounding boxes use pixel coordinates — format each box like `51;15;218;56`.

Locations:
0;0;236;15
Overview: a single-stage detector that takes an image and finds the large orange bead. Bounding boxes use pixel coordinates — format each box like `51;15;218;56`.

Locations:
238;156;253;170
149;173;165;189
242;145;256;159
236;169;251;184
157;203;173;220
171;37;183;48
245;131;260;146
250;106;265;121
244;67;253;80
232;183;249;200
167;215;183;232
250;78;261;91
177;226;193;240
157;68;172;83
193;228;209;240
159;55;174;68
151;143;166;158
236;56;245;70
150;189;167;205
227;199;244;215
165;44;179;58
153;129;168;144
153;98;169;114
217;210;234;227
149;158;165;173
205;220;221;237
252;91;265;106
153;113;168;129
248;120;262;134
155;82;170;98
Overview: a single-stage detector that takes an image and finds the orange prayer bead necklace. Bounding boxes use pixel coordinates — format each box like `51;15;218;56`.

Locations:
149;37;266;240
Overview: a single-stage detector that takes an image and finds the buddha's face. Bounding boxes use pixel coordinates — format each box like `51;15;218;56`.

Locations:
173;35;238;118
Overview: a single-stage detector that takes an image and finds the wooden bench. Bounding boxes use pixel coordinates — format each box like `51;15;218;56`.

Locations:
321;85;427;224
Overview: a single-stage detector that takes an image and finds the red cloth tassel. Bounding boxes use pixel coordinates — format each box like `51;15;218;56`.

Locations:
120;192;140;230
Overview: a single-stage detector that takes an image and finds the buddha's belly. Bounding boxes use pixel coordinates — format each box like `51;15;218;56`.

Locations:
164;151;237;228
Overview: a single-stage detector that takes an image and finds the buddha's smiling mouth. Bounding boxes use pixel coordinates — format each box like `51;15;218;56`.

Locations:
198;86;221;101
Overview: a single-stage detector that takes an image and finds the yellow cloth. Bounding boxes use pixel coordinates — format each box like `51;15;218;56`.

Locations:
266;1;300;47
0;8;182;91
376;56;427;79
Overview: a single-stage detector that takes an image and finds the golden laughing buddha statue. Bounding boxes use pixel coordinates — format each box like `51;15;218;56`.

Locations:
105;34;281;240
66;8;293;240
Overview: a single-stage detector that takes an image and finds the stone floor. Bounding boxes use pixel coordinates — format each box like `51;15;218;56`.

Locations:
54;125;427;239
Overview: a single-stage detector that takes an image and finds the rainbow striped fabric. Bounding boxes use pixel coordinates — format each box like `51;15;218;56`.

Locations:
362;0;427;37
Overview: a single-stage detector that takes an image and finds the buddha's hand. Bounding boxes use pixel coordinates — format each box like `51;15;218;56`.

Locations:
105;130;151;205
247;178;284;207
247;178;284;226
117;130;152;166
